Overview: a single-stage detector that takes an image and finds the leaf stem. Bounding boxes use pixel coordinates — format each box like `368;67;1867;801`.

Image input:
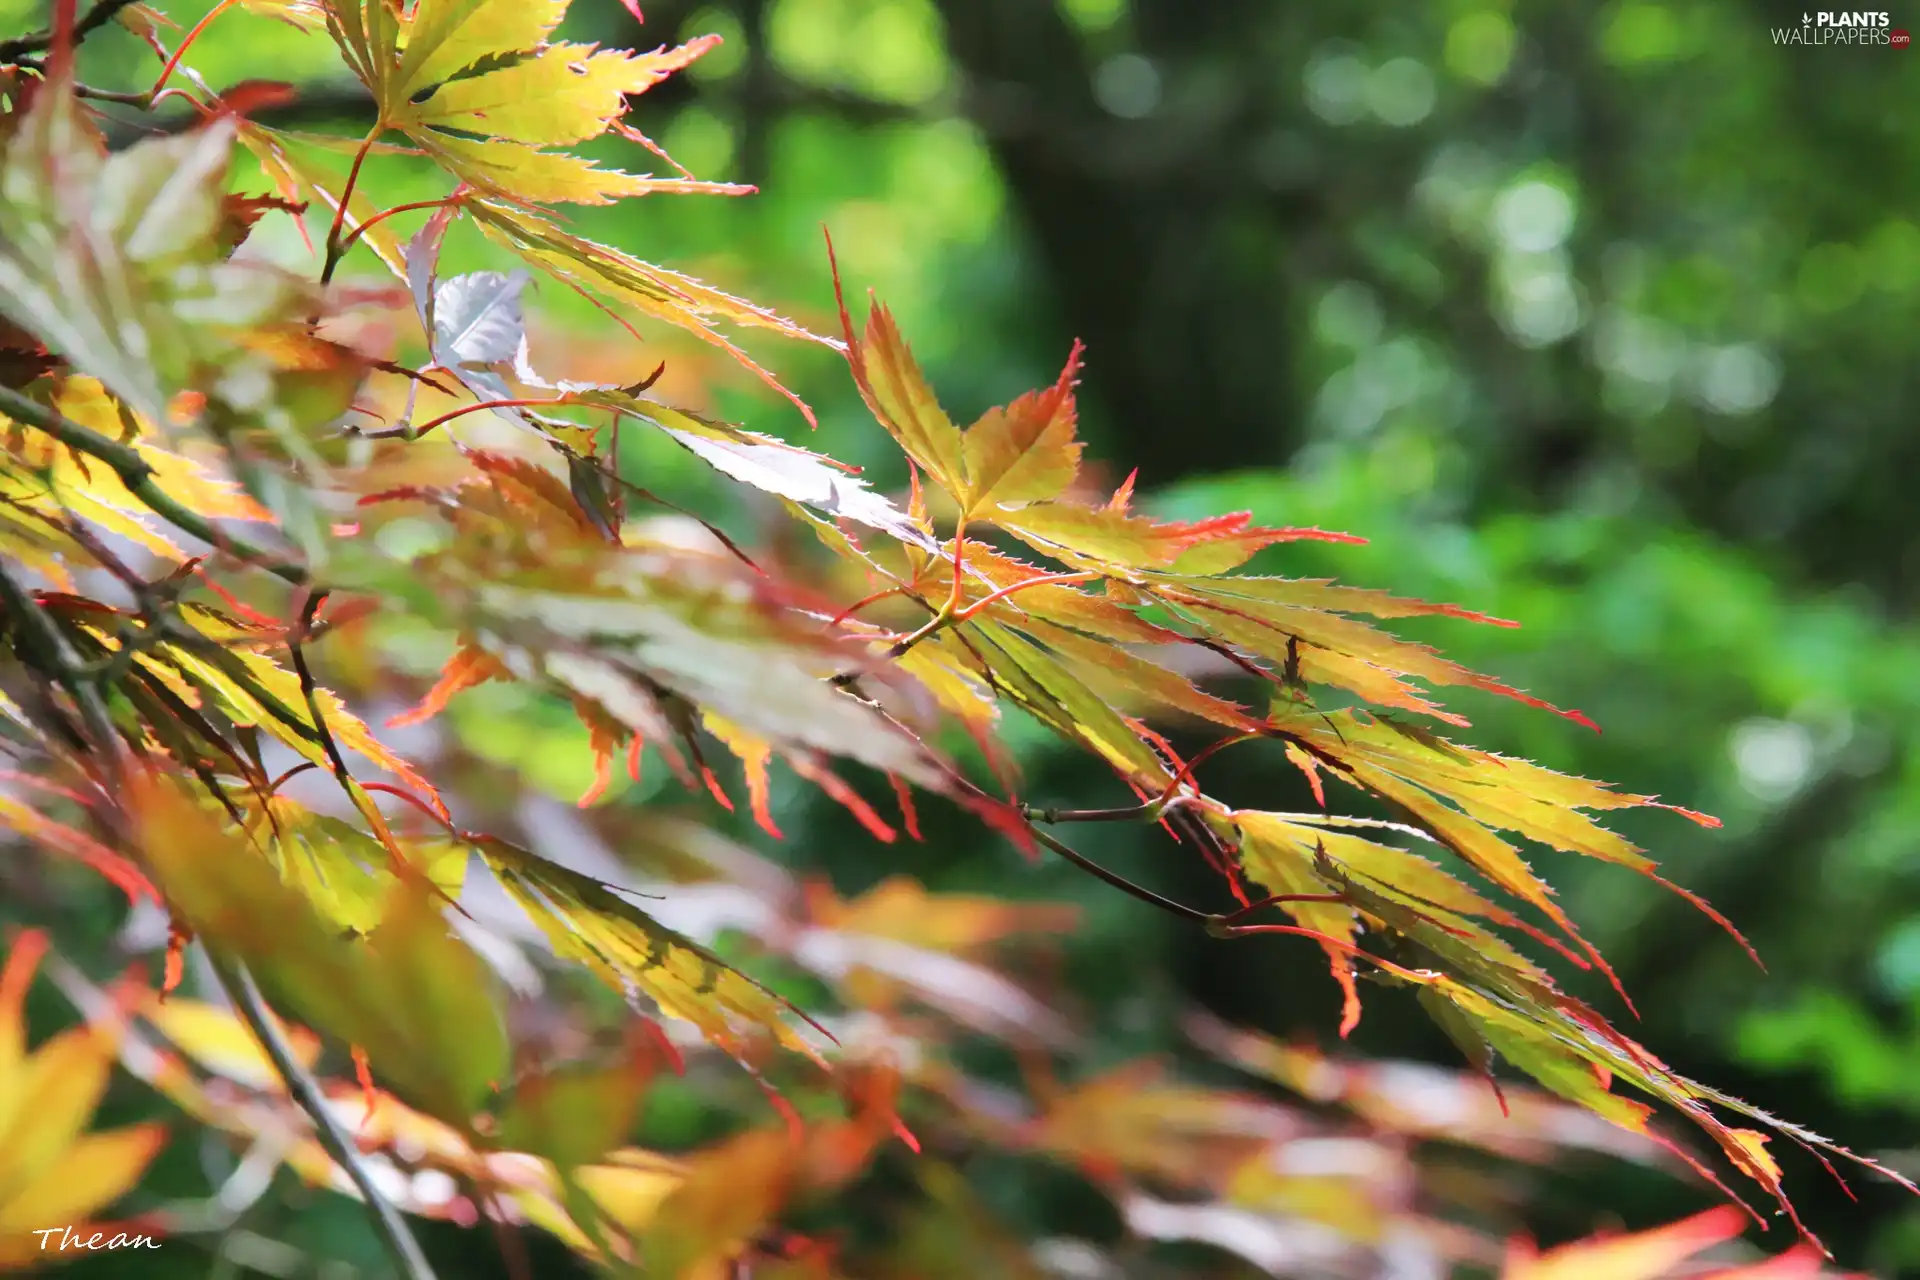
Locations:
321;126;385;285
866;565;1100;669
333;193;467;261
948;516;967;617
0;385;307;586
146;0;239;99
950;571;1099;622
351;397;568;441
209;956;439;1280
868;518;976;660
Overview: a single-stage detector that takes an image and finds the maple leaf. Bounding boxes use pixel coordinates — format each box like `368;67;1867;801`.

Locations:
57;597;445;835
321;0;740;206
640;401;934;549
0;85;362;440
1502;1205;1834;1279
239;123;422;277
243;797;470;936
955;343;1085;513
1033;1061;1288;1191
467;198;833;419
813;875;1079;956
0;932;166;1268
834;284;965;493
834;268;1356;574
132;775;509;1125
0;7;1901;1265
475;835;830;1062
358;451;987;835
0;377;272;567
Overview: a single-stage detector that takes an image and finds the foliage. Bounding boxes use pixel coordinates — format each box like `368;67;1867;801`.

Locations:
0;931;165;1267
0;1;1906;1276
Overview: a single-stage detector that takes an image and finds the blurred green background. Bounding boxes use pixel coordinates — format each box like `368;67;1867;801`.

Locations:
22;0;1920;1273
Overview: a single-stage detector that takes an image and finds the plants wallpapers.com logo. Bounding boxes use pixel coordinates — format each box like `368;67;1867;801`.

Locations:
1774;11;1912;43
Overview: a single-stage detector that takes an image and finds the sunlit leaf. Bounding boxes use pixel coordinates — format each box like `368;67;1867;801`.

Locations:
476;836;826;1060
132;777;508;1125
0;91;360;435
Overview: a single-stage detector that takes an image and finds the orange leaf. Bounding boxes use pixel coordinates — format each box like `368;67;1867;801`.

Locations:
1503;1206;1749;1280
957;341;1084;515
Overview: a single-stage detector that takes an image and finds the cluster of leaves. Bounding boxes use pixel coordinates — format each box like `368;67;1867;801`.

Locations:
0;0;1908;1275
17;912;1844;1277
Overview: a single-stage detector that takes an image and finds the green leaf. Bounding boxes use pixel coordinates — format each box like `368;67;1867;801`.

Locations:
0;96;335;430
134;779;508;1125
496;1059;653;1170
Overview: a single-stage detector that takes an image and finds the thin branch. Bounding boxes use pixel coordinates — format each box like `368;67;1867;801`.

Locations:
878;603;953;662
71;82;155;105
1028;826;1209;924
0;0;143;63
1021;800;1156;824
286;591;354;783
208;956;439;1280
0;560;127;781
347;396;572;441
0;384;308;587
1027;826;1348;940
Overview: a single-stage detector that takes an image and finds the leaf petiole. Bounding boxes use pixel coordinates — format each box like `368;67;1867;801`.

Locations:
320;126;387;286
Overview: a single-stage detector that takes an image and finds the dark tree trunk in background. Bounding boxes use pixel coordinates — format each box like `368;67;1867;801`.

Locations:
932;0;1311;485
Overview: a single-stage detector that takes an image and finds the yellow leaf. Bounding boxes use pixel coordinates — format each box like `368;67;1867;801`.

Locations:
476;837;826;1062
159;604;442;805
0;1123;166;1239
402;39;719;149
640;1129;793;1276
322;0;403;110
0;378;271;565
1001;504;1278;573
819;876;1079;956
1035;1062;1280;1191
1167;581;1593;728
0;931;46;1093
1014;616;1258;730
418;134;729;206
573;1153;687;1232
239;0;327;31
143;997;320;1092
134;778;508;1125
838;294;965;492
392;0;570;98
0;1025;117;1208
240;124;410;278
472;200;830;413
250;801;470;935
961;619;1171;783
1233;811;1363;1036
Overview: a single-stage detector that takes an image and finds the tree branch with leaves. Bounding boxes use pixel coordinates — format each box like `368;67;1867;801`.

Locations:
0;1;1903;1275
